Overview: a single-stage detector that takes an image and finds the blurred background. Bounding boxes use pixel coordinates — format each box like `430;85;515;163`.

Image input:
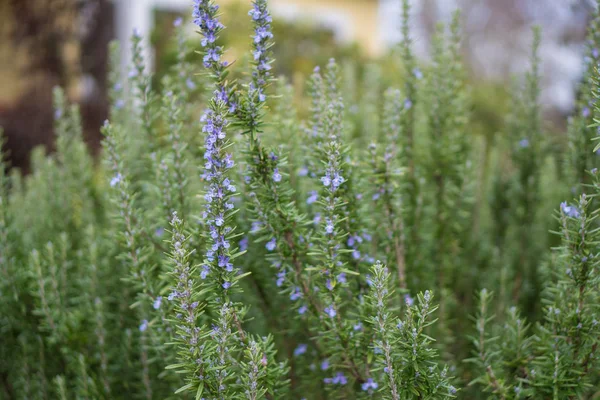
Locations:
0;0;594;171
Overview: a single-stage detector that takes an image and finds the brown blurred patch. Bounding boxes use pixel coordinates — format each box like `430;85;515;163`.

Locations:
0;0;114;172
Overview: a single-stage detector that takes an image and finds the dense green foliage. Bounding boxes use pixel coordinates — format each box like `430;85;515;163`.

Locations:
1;0;600;399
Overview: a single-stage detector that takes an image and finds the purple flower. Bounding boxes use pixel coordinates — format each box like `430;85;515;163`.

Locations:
325;219;334;234
560;201;580;218
218;255;234;271
222;281;231;289
200;265;210;279
313;213;322;225
276;270;286;287
298;305;308;314
273;168;282;182
251;221;263;233
413;67;423;80
404;99;412;110
324;305;337;318
307;191;318;205
110;173;122;188
404;294;414;306
361;378;378;391
153;296;162;310
266;238;276;251
173;17;183;27
298;166;309;176
139;320;148;332
294;343;307;356
324;372;347;385
519;138;529;148
352;250;361;260
321;359;330;370
326;279;333;291
290;287;302;301
186;78;196;90
248;0;273;110
353;322;363;331
583;107;591;118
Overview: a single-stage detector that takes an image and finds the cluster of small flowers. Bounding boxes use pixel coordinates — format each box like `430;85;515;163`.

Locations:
560;201;581;218
192;0;224;70
324;371;347;385
249;0;273;104
194;0;238;290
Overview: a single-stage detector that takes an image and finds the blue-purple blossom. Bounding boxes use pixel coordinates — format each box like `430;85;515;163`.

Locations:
324;305;337;318
218;255;234;271
313;213;321;225
583;107;591;118
321;359;330;370
298;305;308;314
307;191;318;204
110;173;122;187
325;219;334;234
153;296;162;310
247;0;273;110
266;238;276;251
519;138;529;148
326;279;333;291
273;168;282;182
222;281;231;289
560;201;580;218
413;67;423;79
361;378;378;391
324;372;347;385
321;171;345;191
353;322;363;331
193;1;224;49
290;287;302;301
294;343;307;356
251;221;263;233
186;78;196;90
139;320;149;332
173;17;183;27
276;270;286;287
347;234;362;247
201;265;210;279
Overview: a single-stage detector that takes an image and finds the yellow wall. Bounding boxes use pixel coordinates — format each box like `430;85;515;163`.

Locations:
222;0;381;56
